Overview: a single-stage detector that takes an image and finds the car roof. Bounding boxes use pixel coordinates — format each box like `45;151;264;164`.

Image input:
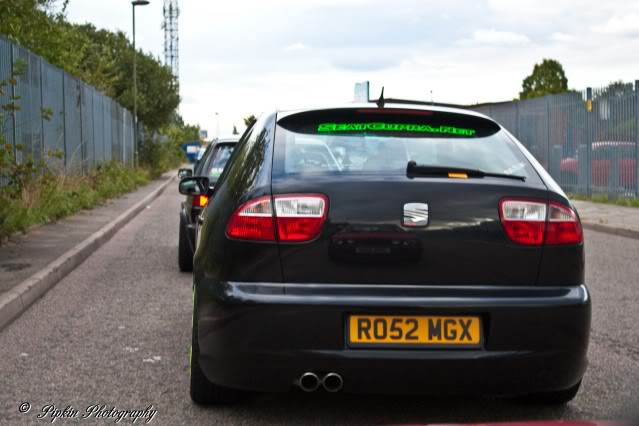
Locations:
275;102;496;123
214;136;241;144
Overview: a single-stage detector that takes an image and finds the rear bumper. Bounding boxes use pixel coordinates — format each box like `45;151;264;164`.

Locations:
196;282;590;396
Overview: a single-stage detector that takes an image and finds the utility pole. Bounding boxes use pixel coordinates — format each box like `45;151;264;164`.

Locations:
132;0;149;168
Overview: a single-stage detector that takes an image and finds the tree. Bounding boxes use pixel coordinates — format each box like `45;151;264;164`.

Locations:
0;0;81;73
597;80;634;99
519;59;568;100
0;2;180;131
243;115;257;128
232;125;239;135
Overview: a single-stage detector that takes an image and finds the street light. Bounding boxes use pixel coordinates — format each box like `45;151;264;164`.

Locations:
132;0;149;168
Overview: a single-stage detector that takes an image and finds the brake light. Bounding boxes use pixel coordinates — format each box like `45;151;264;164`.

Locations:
226;194;328;242
193;195;209;208
546;202;583;245
274;194;328;242
499;198;582;246
225;196;275;241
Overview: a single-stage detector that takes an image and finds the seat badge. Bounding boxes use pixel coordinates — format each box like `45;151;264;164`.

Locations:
403;203;429;228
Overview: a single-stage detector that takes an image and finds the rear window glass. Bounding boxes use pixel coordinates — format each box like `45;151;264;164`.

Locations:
204;144;235;181
274;108;540;181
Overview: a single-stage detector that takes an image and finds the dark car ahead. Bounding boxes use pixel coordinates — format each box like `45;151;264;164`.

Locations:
177;137;239;272
180;105;589;405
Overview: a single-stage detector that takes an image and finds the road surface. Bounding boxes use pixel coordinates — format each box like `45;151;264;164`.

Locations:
1;185;638;425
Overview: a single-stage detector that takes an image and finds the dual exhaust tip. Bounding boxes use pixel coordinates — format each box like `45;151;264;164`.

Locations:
299;372;343;393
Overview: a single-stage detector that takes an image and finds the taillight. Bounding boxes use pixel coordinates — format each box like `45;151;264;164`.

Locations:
546;202;583;245
193;195;209;208
274;194;328;242
499;198;583;246
225;194;328;242
499;199;547;245
225;196;275;241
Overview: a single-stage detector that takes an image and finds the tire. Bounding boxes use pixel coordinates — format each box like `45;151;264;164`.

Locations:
190;288;246;405
178;217;193;272
526;380;582;404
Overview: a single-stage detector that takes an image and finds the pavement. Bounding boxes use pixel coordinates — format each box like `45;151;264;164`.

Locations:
0;184;638;425
0;171;175;331
572;200;639;239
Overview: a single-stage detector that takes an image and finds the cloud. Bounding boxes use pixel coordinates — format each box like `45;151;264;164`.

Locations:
551;32;576;42
66;0;639;137
459;29;530;46
593;14;639;37
285;42;309;51
486;0;577;21
331;55;400;72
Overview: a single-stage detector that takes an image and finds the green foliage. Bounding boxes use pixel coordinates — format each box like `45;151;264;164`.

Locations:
0;158;150;239
596;80;634;99
592;80;636;140
0;6;187;240
139;136;185;179
0;1;181;131
570;193;639;208
161;118;200;147
243;115;257;128
520;59;569;100
0;58;28;140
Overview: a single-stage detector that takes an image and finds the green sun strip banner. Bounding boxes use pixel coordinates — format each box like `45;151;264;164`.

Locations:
317;122;477;137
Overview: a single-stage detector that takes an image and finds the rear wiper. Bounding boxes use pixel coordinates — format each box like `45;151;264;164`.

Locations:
406;161;526;181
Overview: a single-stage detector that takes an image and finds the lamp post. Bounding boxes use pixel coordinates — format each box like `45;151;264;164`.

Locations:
132;0;149;167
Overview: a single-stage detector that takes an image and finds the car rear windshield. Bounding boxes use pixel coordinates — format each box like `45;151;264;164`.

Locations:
274;108;540;182
204;143;235;181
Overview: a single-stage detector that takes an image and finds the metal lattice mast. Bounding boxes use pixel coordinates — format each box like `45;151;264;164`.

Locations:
162;0;180;86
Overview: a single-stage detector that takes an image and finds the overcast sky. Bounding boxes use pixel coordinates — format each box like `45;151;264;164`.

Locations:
67;0;639;137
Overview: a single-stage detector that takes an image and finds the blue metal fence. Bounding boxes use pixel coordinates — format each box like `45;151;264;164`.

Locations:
468;82;639;199
0;36;135;178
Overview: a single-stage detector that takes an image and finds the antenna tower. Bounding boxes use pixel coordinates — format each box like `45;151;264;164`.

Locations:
162;0;180;86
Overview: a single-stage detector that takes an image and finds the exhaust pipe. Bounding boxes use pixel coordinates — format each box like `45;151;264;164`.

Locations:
298;372;321;392
322;372;343;392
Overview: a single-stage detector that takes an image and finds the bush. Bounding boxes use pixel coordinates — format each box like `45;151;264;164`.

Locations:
0;161;150;240
570;193;639;208
139;137;185;179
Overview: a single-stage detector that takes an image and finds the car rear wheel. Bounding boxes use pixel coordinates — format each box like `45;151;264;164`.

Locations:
526;380;581;404
190;289;247;405
178;217;193;272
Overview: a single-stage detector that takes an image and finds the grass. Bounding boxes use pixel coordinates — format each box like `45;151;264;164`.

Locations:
0;162;151;240
570;193;639;208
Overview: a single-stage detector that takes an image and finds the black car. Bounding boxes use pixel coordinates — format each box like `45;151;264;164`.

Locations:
180;105;589;404
177;137;239;272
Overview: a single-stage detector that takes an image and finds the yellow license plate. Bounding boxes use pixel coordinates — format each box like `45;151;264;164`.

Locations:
348;315;482;347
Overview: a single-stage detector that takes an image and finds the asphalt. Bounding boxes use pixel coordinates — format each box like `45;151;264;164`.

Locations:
1;184;638;425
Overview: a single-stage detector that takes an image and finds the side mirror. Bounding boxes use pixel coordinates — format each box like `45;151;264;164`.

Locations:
179;177;210;196
178;168;192;179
